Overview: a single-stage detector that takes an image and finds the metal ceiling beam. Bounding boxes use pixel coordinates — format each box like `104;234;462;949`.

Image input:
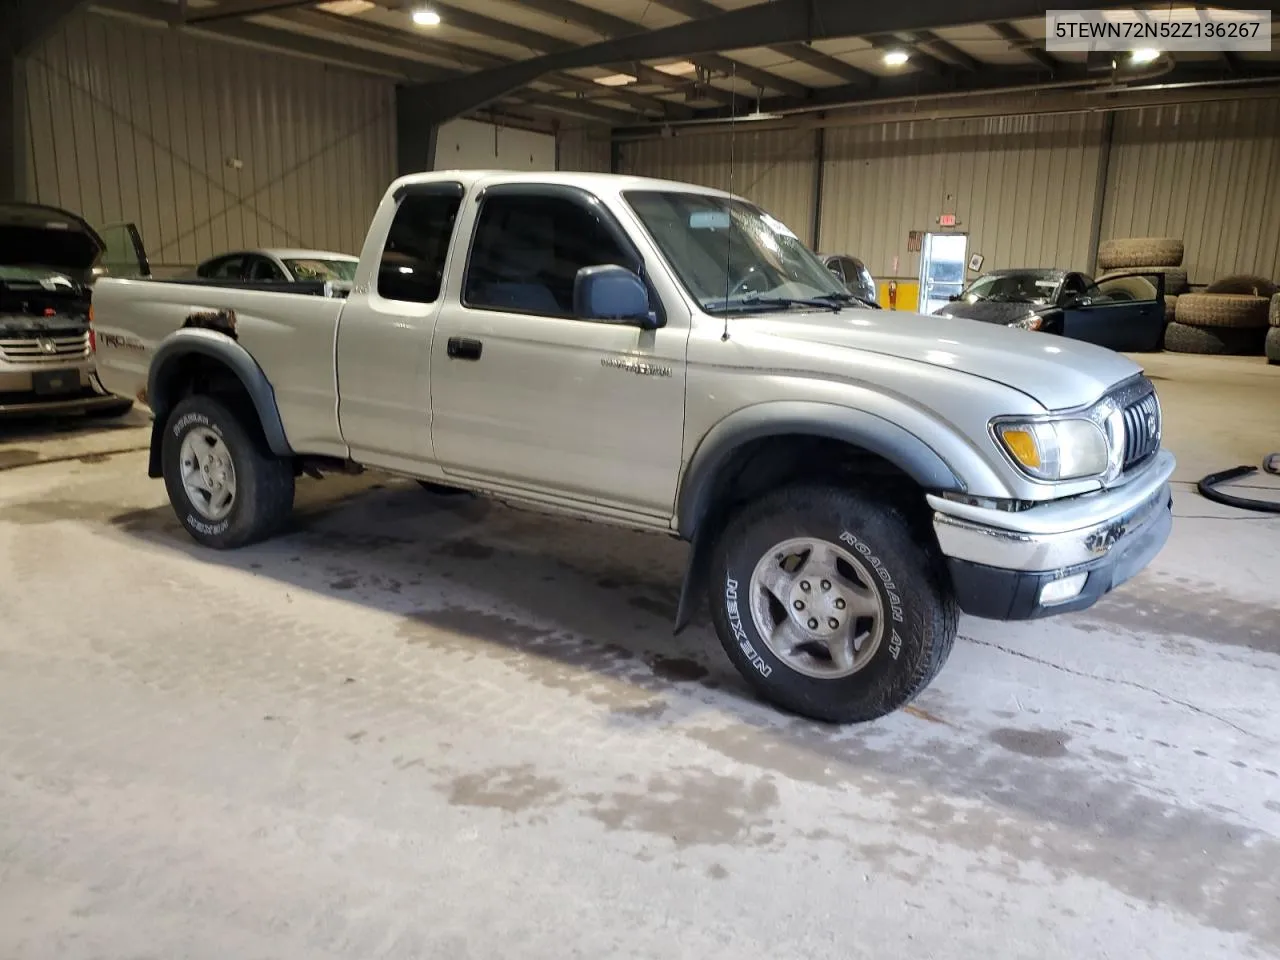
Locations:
698;59;1280;121
103;0;450;79
612;67;1280;137
990;21;1060;73
407;0;1126;121
864;33;951;77
516;88;637;125
423;0;734;106
287;9;691;118
185;0;314;25
777;42;874;85
643;0;868;88
915;30;980;71
504;0;809;97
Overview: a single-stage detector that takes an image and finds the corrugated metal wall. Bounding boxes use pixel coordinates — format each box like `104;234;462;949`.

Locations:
556;126;612;173
1101;98;1280;284
20;10;395;272
616;129;819;242
820;114;1105;278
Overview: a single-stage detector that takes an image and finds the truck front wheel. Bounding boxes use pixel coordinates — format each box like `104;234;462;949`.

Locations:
708;485;957;723
162;395;295;549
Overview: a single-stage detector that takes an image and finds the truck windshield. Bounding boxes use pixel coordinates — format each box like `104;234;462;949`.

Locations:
624;190;850;314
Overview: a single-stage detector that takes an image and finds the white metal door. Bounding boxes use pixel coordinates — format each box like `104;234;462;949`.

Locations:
918;233;968;314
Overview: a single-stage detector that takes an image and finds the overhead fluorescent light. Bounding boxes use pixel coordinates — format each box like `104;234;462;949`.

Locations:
654;61;697;76
594;73;637;86
882;50;910;67
411;7;441;26
1130;48;1161;64
315;0;374;13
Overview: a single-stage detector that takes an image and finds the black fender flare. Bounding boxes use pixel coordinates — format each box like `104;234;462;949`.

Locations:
671;401;964;633
145;328;292;477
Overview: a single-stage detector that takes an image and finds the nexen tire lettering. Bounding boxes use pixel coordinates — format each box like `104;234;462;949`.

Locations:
725;577;772;678
838;531;904;624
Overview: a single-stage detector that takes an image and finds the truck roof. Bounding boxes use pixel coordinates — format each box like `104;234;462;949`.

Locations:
391;169;736;199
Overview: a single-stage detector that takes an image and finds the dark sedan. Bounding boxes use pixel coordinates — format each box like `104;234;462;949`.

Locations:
934;268;1168;352
818;253;879;306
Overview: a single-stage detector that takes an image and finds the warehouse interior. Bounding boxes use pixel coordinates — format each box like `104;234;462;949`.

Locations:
2;2;1280;958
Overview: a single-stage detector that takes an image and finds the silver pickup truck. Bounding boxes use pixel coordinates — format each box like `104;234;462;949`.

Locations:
92;170;1175;723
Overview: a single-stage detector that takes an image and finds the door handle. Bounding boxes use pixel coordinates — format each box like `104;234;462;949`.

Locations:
447;337;483;361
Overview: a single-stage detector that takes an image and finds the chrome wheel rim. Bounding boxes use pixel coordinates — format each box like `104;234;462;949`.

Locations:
748;536;885;679
179;427;237;522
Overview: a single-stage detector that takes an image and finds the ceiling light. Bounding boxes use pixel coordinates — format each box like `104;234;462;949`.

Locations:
1130;48;1160;64
655;61;697;76
882;50;910;67
411;8;440;26
594;73;637;87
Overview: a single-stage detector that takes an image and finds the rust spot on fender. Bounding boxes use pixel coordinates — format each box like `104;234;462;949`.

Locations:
183;308;237;339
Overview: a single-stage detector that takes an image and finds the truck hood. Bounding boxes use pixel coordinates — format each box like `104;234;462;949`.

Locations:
739;308;1142;411
0;203;104;273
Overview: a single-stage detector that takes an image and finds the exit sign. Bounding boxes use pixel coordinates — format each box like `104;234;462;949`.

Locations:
938;213;957;227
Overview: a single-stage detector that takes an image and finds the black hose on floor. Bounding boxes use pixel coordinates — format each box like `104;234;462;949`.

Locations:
1196;455;1280;513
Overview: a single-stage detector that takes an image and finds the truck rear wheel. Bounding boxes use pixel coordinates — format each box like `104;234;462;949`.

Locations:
708;485;957;723
162;395;295;549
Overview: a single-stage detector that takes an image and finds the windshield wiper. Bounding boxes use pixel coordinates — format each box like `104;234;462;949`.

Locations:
705;294;845;314
816;291;881;309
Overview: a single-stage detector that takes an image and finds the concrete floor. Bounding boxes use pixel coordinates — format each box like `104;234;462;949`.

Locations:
1;354;1278;960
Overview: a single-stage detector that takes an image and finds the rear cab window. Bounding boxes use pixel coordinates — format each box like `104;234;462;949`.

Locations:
376;187;464;304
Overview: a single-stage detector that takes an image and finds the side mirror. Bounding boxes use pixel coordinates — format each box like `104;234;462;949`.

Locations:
573;264;657;329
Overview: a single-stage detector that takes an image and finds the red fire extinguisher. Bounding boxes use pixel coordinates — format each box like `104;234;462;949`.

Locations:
887;280;898;310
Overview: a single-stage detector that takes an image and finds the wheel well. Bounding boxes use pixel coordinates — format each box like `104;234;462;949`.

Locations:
147;353;267;477
154;353;254;412
697;435;928;535
672;434;934;634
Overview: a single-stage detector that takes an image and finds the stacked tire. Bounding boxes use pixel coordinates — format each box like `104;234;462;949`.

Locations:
1096;237;1187;327
1267;293;1280;365
1167;275;1278;356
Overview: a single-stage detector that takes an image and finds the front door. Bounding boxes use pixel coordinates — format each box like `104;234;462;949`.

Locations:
429;185;687;518
1061;272;1166;351
919;232;968;314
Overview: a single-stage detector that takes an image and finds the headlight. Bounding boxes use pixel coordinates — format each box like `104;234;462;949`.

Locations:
1010;314;1044;330
993;417;1111;481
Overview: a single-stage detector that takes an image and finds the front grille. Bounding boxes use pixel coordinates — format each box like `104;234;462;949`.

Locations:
1119;386;1161;471
0;332;91;364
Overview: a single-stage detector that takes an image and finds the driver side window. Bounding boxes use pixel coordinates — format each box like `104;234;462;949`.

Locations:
463;192;631;318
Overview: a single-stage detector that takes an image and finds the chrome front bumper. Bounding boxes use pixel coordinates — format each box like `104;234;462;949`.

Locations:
928;450;1176;619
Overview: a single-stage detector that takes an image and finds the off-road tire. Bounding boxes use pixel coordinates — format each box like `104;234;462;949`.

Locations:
162;395;295;549
1205;274;1278;298
1164;294;1178;323
1097;237;1184;270
1163;321;1266;356
1266;326;1280;365
1269;292;1280;327
708;484;957;724
1175;293;1271;329
1098;266;1188;296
